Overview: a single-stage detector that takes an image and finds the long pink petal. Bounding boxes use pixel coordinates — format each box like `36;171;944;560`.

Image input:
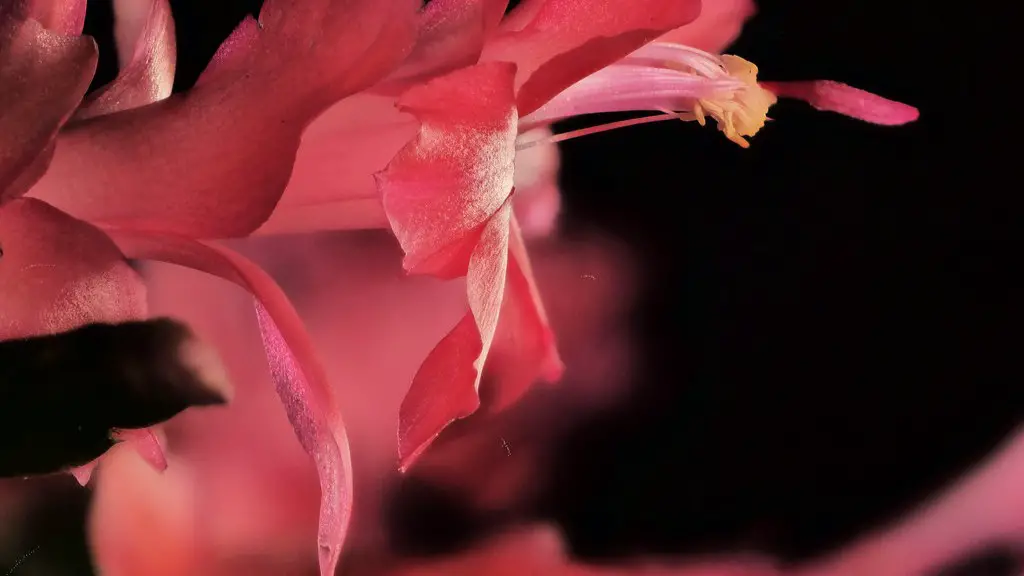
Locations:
378;61;519;275
0;198;146;340
75;0;176;119
659;0;756;53
108;229;352;576
762;80;920;126
0;13;95;200
481;0;702;115
397;202;511;471
27;0;418;238
482;215;563;412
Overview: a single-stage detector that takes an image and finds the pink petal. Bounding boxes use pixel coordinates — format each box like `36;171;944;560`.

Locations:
0;198;146;341
68;428;168;486
396;202;511;470
75;0;176;119
108;230;352;576
658;0;756;53
511;127;561;238
481;0;702;115
482;216;563;412
378;61;519;275
27;1;418;238
12;0;86;35
0;13;96;200
379;0;509;90
762;80;920;126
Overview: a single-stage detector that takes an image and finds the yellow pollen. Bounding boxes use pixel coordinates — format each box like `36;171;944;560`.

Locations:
694;55;777;147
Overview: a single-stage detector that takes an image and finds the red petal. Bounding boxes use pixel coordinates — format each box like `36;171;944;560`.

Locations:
27;1;417;238
108;230;352;576
658;0;756;53
76;0;176;119
0;14;96;200
397;202;512;471
0;198;146;340
379;0;509;90
377;61;518;275
482;0;702;115
762;80;920;126
12;0;86;35
482;216;563;412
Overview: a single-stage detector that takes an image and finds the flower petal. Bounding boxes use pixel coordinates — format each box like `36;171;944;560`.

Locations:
481;0;702;115
75;0;176;119
659;0;756;53
10;0;86;35
0;14;95;200
27;0;418;238
108;230;352;576
762;80;920;126
397;201;511;471
377;61;518;275
481;216;563;412
0;198;145;339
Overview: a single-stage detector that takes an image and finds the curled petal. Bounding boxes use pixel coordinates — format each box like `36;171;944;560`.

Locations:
108;230;352;576
762;80;920;126
398;202;511;471
482;0;702;114
0;15;96;200
76;0;176;119
659;0;756;53
377;61;518;275
28;0;418;238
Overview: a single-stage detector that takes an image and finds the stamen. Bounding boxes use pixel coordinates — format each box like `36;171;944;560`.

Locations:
515;112;692;151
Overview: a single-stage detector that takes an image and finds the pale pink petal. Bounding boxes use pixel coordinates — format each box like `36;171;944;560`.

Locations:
762;81;920;126
0;13;95;199
75;0;176;119
511;128;561;238
481;0;702;115
107;230;351;576
0;198;146;340
68;428;167;486
28;0;418;238
380;0;509;89
482;216;563;412
659;0;756;53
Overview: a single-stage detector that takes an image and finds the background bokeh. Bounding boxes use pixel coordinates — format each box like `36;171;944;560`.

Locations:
2;0;1016;574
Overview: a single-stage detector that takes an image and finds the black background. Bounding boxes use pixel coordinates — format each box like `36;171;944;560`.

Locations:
7;0;1018;573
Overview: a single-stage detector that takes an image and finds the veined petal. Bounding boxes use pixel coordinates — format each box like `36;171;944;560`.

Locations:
107;230;352;576
0;14;96;200
76;0;176;119
27;0;418;238
481;0;702;115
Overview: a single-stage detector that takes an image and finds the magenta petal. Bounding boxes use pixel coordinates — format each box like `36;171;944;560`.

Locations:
108;230;352;576
0;199;146;340
76;0;176;119
763;80;920;126
481;0;702;115
0;14;96;199
28;1;418;238
398;202;512;470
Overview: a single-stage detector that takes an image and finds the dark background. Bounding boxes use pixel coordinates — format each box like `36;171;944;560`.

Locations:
7;0;1019;573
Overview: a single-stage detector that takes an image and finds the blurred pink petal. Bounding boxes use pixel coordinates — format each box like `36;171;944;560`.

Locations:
511;127;562;238
75;0;176;119
794;427;1024;576
70;428;167;486
28;0;418;238
482;0;702;115
376;62;521;469
0;10;95;199
659;0;756;53
762;81;921;126
0;198;145;340
107;230;352;576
